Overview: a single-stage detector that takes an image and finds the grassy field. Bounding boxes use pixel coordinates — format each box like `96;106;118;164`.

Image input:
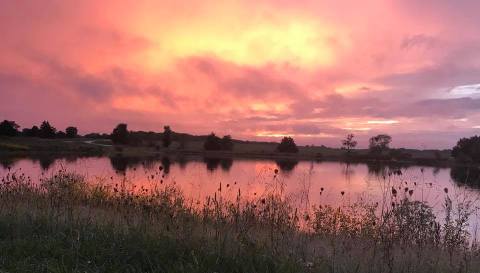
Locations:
0;137;105;156
0;169;478;273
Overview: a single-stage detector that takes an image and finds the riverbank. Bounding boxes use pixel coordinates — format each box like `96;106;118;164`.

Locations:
0;169;478;273
0;136;456;167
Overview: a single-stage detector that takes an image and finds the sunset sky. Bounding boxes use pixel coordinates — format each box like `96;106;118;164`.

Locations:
1;0;480;148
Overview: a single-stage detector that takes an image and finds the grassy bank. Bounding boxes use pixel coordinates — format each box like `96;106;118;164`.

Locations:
0;136;455;167
0;169;479;272
0;137;104;156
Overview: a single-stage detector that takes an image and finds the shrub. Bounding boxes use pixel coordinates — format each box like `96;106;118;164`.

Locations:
276;137;298;153
452;135;480;163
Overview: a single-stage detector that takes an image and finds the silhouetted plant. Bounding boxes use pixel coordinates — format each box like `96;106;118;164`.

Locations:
452;135;480;164
0;120;20;136
111;123;129;145
204;133;222;151
369;134;392;155
162;126;172;148
221;135;234;151
341;133;357;155
65;126;78;138
56;131;66;138
276;137;298;153
39;121;56;138
22;125;39;137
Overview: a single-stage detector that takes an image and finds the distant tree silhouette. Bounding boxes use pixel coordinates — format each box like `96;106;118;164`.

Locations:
369;134;392;154
0;120;19;136
22;126;39;137
162;126;172;148
65;126;78;138
221;135;234;151
276;137;298;153
56;131;66;138
111;123;129;145
203;133;234;151
204;133;222;151
452;136;480;164
39;121;56;138
341;134;357;154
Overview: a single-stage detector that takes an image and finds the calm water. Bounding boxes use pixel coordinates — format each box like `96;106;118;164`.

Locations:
1;155;480;235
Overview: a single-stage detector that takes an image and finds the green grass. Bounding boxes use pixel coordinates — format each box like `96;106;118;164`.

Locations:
0;215;298;273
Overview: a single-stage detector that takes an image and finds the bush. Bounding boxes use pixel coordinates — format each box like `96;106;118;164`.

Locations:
452;135;480;163
111;124;129;145
39;121;56;138
276;137;298;153
0;120;19;136
204;133;234;151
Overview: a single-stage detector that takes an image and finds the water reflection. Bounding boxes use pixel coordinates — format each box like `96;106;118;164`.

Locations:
161;157;171;174
38;157;55;170
451;166;480;188
2;155;480;194
0;157;15;169
203;157;233;172
275;159;298;172
109;156;130;173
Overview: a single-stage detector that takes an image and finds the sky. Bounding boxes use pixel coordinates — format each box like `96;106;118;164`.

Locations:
1;0;480;149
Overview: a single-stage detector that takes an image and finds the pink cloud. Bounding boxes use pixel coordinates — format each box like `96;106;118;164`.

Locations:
1;1;480;148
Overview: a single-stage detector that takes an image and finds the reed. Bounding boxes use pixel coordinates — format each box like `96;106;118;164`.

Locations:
0;169;478;273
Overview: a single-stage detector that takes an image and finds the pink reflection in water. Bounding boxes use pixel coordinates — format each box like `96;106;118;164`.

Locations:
1;156;480;236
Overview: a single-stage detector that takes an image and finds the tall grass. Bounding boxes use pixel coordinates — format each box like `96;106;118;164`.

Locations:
0;169;479;273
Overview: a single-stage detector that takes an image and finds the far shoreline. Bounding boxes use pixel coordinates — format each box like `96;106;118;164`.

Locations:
0;136;470;169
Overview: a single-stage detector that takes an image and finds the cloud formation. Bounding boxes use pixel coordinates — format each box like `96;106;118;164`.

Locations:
1;0;480;148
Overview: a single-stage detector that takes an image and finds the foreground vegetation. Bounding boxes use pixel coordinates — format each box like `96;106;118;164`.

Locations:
0;169;479;273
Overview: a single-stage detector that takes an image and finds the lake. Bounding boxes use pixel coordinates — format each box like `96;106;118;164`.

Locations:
1;155;480;236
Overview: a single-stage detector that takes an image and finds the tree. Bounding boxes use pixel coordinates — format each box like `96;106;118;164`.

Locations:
341;134;357;154
277;137;299;153
221;135;234;151
39;121;56;138
56;131;66;138
22;126;39;137
162;126;172;148
65;126;78;138
204;133;222;151
369;134;392;154
111;123;129;145
0;120;19;136
452;136;480;164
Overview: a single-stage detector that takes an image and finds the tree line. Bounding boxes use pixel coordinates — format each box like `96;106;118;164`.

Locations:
2;119;480;163
0;120;78;139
